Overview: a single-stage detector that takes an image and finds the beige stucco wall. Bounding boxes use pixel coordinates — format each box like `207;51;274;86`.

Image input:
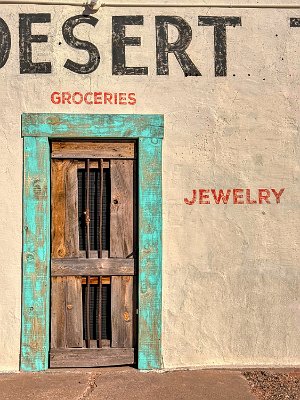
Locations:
0;2;299;371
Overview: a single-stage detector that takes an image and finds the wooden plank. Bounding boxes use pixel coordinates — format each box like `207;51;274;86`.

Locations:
110;160;134;258
52;141;135;159
50;348;135;368
66;277;83;348
21;136;51;372
51;159;82;350
110;160;134;348
111;276;134;348
22;113;164;139
51;160;79;258
82;277;110;285
51;277;83;349
138;138;162;370
52;258;134;276
51;277;67;349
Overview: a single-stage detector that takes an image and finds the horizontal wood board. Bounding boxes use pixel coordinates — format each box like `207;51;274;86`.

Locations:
52;141;135;159
50;348;135;367
52;258;135;276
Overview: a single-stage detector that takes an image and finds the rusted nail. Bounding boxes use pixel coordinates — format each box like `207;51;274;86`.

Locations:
67;304;73;310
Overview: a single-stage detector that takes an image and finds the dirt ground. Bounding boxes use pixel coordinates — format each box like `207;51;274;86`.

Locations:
244;370;300;400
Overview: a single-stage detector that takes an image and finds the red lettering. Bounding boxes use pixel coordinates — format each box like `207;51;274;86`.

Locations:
271;188;285;203
128;93;136;105
258;189;271;204
104;92;112;104
72;92;83;104
84;92;93;105
114;92;118;104
233;189;244;204
199;189;210;204
119;92;127;105
51;91;61;104
184;189;197;205
62;91;71;104
211;189;231;204
245;188;257;204
94;92;102;104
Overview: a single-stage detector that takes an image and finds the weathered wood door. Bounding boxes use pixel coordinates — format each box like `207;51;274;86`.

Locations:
49;141;136;367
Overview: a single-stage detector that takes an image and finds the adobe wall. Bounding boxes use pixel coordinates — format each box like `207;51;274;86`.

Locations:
0;1;299;371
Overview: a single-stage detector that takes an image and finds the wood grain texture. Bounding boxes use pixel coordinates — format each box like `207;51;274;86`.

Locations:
52;258;134;276
21;136;50;372
111;276;134;348
110;160;134;348
22;114;164;139
51;160;79;258
51;160;82;350
52;141;135;159
66;277;83;348
138;138;162;370
110;160;134;258
51;277;67;349
50;348;134;368
51;277;83;349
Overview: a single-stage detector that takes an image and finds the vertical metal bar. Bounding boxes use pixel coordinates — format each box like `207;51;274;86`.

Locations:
98;159;103;259
85;159;91;259
98;276;102;348
98;159;103;348
85;159;91;348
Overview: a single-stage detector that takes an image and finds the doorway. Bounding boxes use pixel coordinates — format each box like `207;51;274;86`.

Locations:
21;113;163;371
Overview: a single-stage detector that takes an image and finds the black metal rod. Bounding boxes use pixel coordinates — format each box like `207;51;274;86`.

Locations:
98;276;102;348
85;158;91;259
85;159;91;348
98;159;103;259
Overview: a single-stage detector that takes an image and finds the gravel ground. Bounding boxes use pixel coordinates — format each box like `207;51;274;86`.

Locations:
243;371;300;400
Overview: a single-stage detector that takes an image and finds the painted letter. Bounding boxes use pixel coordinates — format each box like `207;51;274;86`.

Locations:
198;16;241;77
112;16;148;75
199;189;210;204
258;189;271;204
211;189;231;204
19;13;51;74
233;188;244;204
63;15;100;74
184;189;197;205
290;18;300;27
271;188;285;203
51;92;61;104
0;18;11;69
246;188;257;204
156;16;201;76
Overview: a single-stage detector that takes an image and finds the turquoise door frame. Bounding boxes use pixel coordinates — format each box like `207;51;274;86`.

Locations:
21;113;163;371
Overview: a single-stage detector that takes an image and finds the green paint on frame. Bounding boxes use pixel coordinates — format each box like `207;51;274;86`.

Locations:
21;114;163;371
21;136;50;371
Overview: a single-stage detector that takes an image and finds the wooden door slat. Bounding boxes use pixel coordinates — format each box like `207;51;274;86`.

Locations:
110;160;134;258
51;277;67;349
51;258;134;276
50;348;134;368
51;160;82;350
66;277;83;348
111;276;134;348
110;160;134;348
51;160;79;258
52;141;135;159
